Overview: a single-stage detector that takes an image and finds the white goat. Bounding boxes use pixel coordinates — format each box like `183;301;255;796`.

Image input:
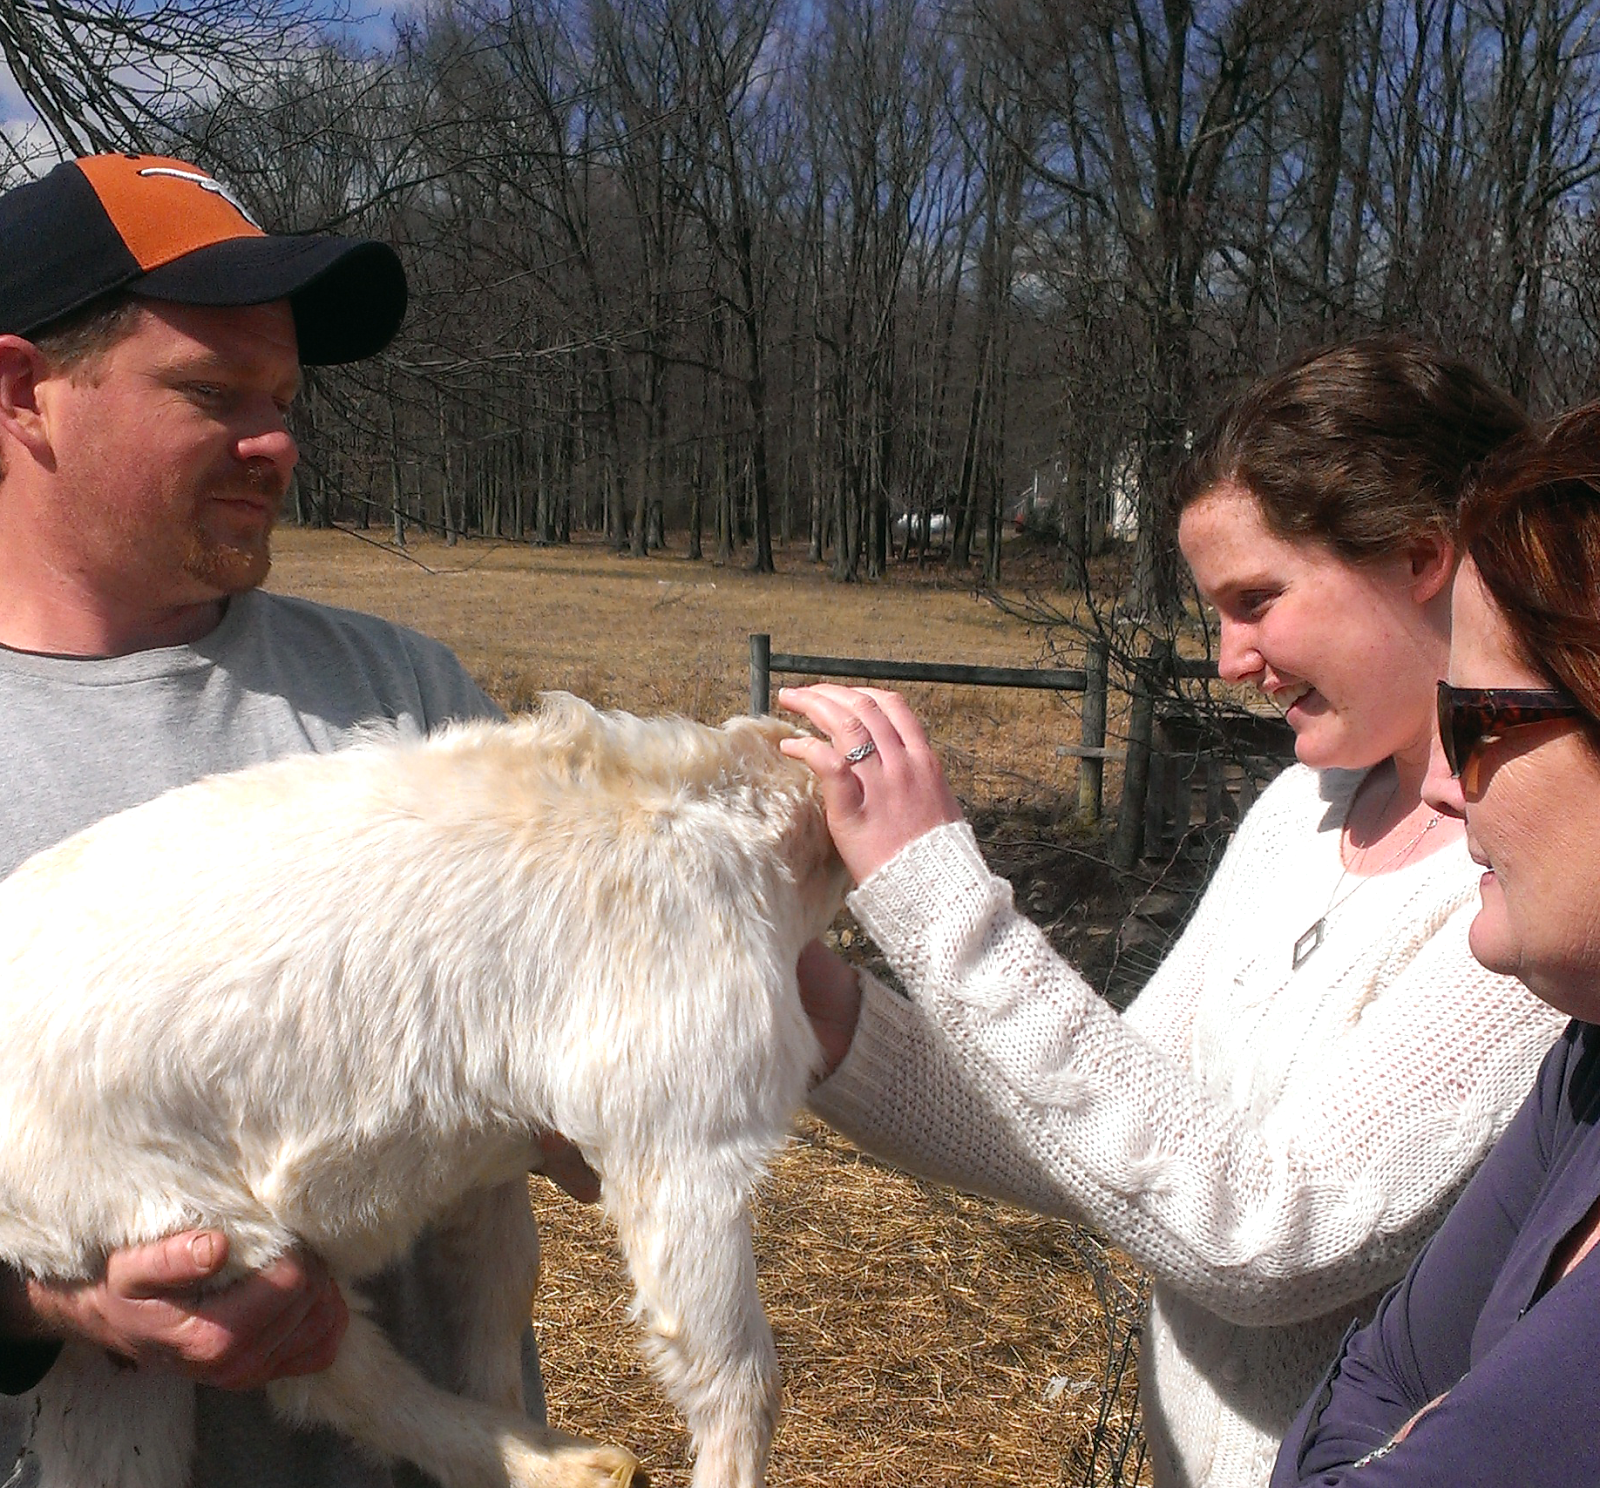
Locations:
0;693;849;1488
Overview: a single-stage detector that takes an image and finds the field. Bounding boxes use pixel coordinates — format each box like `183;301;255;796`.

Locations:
267;526;1096;806
266;528;1151;1488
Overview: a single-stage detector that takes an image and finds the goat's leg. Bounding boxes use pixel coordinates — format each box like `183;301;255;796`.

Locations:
604;1165;777;1488
267;1307;639;1488
24;1340;196;1488
414;1179;542;1411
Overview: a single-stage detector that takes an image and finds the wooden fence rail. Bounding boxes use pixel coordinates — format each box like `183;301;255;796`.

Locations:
747;634;1292;868
749;631;1113;812
747;633;1092;707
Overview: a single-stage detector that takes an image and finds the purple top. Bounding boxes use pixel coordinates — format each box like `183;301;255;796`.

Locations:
1273;1018;1600;1486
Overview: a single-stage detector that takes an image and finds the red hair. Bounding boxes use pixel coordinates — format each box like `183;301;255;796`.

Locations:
1460;401;1600;729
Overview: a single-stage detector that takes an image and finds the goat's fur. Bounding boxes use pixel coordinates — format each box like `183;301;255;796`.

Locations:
0;693;850;1488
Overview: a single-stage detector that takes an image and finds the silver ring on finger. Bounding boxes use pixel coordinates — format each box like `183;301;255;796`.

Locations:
842;739;877;765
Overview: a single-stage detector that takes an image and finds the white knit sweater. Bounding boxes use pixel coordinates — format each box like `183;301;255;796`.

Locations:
809;764;1566;1488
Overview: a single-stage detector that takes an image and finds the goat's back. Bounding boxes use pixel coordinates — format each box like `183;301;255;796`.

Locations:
0;693;845;1281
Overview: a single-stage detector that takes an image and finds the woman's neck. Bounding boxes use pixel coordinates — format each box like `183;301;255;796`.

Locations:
1389;731;1435;806
1343;756;1461;869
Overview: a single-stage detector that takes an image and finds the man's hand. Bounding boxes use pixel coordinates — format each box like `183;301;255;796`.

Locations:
8;1232;346;1390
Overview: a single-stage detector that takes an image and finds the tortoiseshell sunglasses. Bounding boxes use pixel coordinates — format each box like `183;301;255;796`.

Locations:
1436;680;1586;792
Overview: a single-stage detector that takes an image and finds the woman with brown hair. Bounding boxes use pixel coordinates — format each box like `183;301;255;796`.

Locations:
1272;400;1600;1486
781;337;1566;1488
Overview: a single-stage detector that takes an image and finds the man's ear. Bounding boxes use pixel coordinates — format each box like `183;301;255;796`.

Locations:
1408;528;1456;605
0;336;55;466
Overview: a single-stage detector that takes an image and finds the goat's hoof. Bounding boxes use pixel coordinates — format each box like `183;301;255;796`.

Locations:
592;1445;644;1487
587;1445;644;1488
515;1437;643;1488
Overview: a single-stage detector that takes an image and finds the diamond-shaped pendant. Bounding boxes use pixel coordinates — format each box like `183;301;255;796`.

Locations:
1292;919;1325;970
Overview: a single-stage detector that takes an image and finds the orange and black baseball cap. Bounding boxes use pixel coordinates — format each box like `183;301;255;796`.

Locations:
0;153;407;364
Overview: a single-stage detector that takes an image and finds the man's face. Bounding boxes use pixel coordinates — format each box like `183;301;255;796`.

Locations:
40;299;301;613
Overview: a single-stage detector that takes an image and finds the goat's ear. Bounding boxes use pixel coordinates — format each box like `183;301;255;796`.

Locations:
724;714;803;749
535;689;593;723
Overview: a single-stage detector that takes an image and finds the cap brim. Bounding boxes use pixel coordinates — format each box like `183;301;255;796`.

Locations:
133;235;407;365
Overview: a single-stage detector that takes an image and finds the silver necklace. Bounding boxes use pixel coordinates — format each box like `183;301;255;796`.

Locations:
1292;784;1441;971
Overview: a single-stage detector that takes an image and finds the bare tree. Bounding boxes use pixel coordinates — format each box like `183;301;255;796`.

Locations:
0;0;348;158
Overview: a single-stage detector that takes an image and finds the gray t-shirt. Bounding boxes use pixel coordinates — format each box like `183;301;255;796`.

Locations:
0;588;545;1488
0;588;501;877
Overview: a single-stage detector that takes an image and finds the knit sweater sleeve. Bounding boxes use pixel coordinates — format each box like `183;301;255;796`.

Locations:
809;811;1564;1328
810;774;1257;1194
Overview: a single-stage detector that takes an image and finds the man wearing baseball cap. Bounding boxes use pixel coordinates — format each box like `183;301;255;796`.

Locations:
0;155;569;1485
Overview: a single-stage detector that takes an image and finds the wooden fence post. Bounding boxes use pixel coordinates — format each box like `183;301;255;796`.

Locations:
750;633;772;715
1111;641;1169;870
1078;638;1108;824
1145;750;1169;858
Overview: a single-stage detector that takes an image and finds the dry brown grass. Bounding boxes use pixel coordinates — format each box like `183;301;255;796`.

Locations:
531;1122;1147;1488
265;528;1150;1488
265;529;1099;816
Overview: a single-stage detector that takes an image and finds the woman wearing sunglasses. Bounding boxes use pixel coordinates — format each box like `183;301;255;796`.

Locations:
1272;404;1600;1485
781;338;1567;1488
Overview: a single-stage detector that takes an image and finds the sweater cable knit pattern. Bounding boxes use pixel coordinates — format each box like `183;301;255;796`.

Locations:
809;763;1566;1488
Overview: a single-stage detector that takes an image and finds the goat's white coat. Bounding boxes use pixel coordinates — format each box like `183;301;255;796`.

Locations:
0;694;848;1488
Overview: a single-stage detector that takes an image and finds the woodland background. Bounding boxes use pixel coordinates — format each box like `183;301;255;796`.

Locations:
4;0;1600;614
